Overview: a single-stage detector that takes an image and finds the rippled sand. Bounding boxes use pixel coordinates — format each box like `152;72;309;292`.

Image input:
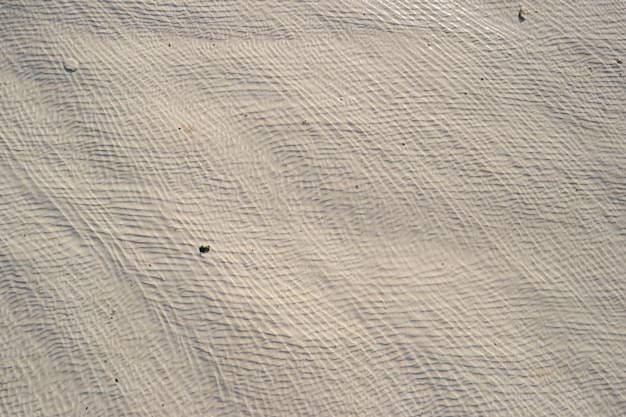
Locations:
1;1;624;415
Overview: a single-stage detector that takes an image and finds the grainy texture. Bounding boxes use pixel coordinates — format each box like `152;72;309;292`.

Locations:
1;1;625;416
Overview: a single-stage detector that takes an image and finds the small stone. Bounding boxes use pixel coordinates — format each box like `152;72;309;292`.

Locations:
63;58;78;73
518;8;527;22
199;245;210;253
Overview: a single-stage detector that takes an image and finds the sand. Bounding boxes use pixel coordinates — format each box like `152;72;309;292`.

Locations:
1;1;625;415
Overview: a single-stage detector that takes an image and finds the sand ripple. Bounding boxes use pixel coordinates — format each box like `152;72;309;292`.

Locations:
1;1;624;415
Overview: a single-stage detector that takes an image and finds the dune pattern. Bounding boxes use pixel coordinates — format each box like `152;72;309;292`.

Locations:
1;1;625;415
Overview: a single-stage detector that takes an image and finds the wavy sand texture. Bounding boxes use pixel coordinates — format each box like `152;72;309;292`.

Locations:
1;1;625;416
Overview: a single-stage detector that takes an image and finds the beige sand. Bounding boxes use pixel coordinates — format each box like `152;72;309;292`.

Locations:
1;1;624;415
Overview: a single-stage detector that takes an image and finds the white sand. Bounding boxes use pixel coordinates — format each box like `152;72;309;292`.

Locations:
1;1;624;415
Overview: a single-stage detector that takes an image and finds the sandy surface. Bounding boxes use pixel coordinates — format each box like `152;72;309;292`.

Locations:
1;1;625;415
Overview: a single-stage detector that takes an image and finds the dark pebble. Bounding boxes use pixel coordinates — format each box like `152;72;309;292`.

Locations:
199;245;210;253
